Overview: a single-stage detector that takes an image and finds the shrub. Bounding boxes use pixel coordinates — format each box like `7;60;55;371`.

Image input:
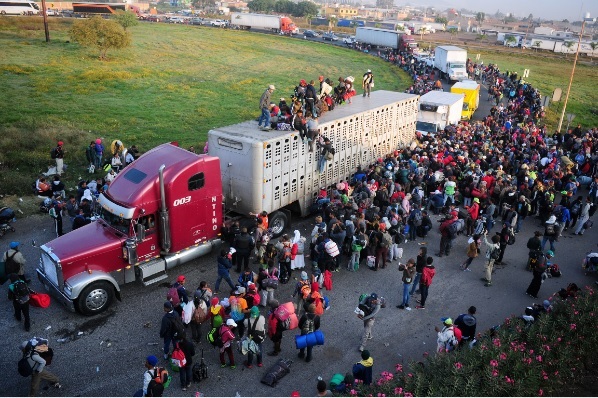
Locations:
351;286;598;397
70;16;131;60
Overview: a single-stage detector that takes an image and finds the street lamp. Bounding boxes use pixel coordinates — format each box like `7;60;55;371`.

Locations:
556;13;595;132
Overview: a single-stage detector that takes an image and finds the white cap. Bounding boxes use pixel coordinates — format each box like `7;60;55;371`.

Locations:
226;319;237;327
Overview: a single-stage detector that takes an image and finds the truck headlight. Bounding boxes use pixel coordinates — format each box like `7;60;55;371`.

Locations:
63;282;72;298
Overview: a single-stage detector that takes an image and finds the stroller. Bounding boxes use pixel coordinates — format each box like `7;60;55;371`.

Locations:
0;207;16;238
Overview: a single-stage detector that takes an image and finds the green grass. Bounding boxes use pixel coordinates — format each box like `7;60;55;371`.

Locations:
468;49;598;129
0;17;408;195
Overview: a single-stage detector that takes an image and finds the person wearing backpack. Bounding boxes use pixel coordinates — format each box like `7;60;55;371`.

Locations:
357;293;381;352
292;271;311;317
168;275;189;317
541;215;559;252
407;208;422;242
278;237;294;282
481;232;501;287
297;303;321;362
190;281;212;343
177;335;195;391
435;317;459;353
135;355;160;397
8;273;31;331
20;338;62;396
159;301;183;360
219;319;237;369
243;306;266;368
436;211;458;257
234;227;255;273
454;306;477;347
3;241;29;282
415;257;435;310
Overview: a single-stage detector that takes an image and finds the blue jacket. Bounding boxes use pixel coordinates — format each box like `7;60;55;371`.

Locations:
217;256;233;276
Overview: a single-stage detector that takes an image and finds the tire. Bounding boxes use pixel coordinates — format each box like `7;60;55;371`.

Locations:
76;281;115;315
268;211;288;238
1;10;6;15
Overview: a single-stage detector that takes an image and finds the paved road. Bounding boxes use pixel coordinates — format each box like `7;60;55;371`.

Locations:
1;207;596;397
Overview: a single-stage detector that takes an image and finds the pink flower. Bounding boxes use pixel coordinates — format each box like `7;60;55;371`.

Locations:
554;371;559;376
492;370;499;377
539;389;544;396
394;387;403;396
377;393;386;397
529;349;534;354
395;364;403;372
574;311;579;315
407;373;413;377
490;360;499;367
454;362;463;369
570;323;577;330
536;355;543;362
493;338;501;347
499;353;507;360
423;352;429;358
404;393;413;398
557;337;562;342
504;376;514;385
350;390;357;396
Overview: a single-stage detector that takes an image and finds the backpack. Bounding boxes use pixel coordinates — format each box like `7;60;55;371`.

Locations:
300;283;312;299
146;367;171;397
11;280;30;304
358;295;373;316
445;327;460;351
490;246;501;260
281;245;292;263
170;315;186;339
447;221;459;239
453;326;463;343
550;264;562;277
207;326;224;348
380;232;392;248
545;223;556;236
4;251;20;275
17;350;34;377
249;316;266;343
570;201;581;215
229;297;245;322
166;286;181;307
192;300;209;324
301;314;316;334
50;147;58;159
171;343;187;368
324;240;340;257
411;210;423;226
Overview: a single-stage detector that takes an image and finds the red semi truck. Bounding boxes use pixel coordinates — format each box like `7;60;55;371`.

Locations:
36;91;418;315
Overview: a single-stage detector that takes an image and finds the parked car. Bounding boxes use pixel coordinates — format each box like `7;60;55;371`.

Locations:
211;19;226;27
168;17;186;24
322;32;339;41
190;17;203;25
303;30;319;38
45;9;58;16
146;15;163;22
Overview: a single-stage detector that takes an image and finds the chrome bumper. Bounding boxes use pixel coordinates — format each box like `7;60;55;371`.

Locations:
36;269;76;312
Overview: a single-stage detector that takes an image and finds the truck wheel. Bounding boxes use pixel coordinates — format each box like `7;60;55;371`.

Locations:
268;211;288;238
76;281;115;315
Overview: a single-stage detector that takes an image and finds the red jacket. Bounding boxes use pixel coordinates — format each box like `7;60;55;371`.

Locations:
439;218;457;237
467;203;480;220
421;265;436;286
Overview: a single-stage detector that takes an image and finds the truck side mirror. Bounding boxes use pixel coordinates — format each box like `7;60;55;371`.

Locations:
136;224;146;242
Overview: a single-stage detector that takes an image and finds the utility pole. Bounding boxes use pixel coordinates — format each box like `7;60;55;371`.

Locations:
556;13;594;132
40;0;50;42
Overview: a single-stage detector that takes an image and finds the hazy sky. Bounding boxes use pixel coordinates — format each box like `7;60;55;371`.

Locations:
403;0;598;21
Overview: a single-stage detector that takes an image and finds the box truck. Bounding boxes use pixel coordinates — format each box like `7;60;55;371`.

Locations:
37;91;418;315
229;12;298;35
450;80;480;120
433;45;468;82
355;27;400;49
416;91;464;135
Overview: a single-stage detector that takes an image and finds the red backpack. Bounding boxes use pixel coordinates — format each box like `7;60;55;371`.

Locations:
453;326;463;343
166;286;180;307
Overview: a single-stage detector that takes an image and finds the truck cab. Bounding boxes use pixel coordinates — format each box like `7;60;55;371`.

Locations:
37;144;223;315
450;80;480;120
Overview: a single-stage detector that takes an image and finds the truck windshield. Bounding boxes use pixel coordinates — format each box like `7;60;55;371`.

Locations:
416;121;438;135
463;103;470;111
98;207;131;235
450;63;466;69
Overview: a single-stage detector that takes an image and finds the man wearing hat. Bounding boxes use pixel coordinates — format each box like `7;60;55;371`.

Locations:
170;275;189;316
435;317;458;352
258;84;276;130
293;271;311;316
362;69;373;97
220;318;238;369
136;355;159;397
541;215;560;251
243;306;265;368
3;241;28;282
21;337;62;396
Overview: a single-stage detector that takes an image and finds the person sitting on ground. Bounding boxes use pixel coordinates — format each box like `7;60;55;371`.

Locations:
352;349;374;385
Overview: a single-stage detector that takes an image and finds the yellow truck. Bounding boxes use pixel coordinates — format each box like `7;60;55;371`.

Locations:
450;80;480;120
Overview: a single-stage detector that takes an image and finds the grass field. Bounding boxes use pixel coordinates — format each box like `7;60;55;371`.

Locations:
0;17;597;199
0;17;408;196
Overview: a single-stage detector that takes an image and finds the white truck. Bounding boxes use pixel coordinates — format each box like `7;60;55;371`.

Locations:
355;27;401;49
208;90;418;233
433;45;468;82
416;91;464;136
229;12;298;35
